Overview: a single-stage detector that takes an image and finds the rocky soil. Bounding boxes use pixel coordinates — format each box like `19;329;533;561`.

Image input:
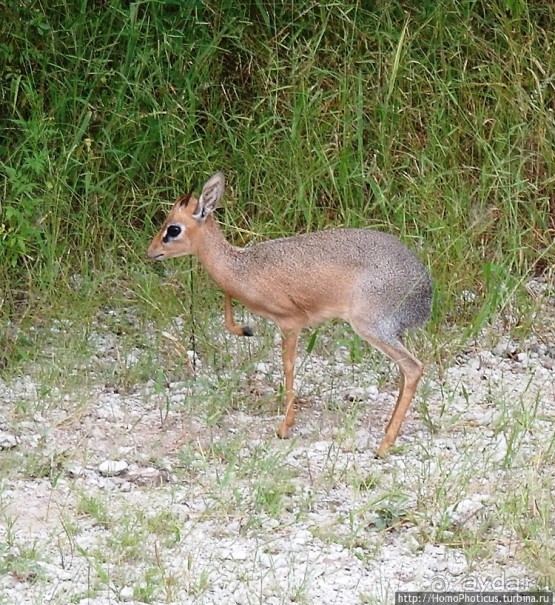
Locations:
0;278;554;604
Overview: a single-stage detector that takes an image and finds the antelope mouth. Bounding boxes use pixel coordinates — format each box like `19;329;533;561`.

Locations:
147;252;165;260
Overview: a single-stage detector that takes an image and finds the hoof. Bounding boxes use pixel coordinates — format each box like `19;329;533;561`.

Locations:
375;442;390;458
277;424;290;439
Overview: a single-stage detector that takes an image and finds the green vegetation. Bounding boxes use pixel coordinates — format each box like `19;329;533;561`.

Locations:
0;4;554;597
1;0;553;345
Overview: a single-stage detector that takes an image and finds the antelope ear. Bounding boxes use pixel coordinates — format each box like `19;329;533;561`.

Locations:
193;171;225;222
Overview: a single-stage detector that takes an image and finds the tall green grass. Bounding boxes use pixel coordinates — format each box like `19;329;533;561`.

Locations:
1;0;553;334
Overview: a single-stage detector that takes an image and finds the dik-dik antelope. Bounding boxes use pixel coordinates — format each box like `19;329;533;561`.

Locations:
147;172;432;456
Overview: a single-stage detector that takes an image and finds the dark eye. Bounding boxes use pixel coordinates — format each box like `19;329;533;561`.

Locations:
166;225;181;239
162;225;181;244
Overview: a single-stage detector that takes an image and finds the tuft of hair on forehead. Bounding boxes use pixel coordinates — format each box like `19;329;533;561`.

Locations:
177;192;193;207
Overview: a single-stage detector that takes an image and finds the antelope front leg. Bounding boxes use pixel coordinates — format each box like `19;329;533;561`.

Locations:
277;330;299;438
224;293;254;337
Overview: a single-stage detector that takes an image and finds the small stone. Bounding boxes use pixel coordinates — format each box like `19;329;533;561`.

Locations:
449;495;488;523
126;467;174;487
125;352;140;365
468;357;481;371
460;290;477;303
346;387;366;402
255;362;271;374
187;350;201;366
0;432;18;449
120;586;134;601
353;428;371;451
233;587;248;605
293;529;312;545
431;559;448;572
225;521;241;534
399;531;420;555
344;385;378;401
423;544;445;557
516;352;529;364
335;575;357;588
231;545;250;561
492;342;509;357
264;518;280;530
447;557;468;576
98;460;129;476
67;463;85;478
367;384;379;396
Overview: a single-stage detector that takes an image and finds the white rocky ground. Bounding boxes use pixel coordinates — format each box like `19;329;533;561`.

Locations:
0;278;553;604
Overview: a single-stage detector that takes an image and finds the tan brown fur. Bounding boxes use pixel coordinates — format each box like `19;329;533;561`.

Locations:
147;172;432;456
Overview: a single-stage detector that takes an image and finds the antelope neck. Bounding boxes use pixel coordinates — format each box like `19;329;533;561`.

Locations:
194;216;243;288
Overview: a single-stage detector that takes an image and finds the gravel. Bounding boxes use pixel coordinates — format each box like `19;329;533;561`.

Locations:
0;277;553;604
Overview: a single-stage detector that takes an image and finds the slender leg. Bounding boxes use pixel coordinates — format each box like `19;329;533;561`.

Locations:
375;343;423;457
224;293;253;337
351;317;424;456
385;371;405;433
277;330;300;438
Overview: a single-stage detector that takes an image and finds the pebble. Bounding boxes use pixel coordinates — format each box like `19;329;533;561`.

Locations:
468;356;481;371
447;552;469;576
230;546;250;561
345;385;379;402
460;290;478;303
66;463;85;477
449;495;488;523
399;530;421;555
516;352;529;364
187;349;201;366
119;586;134;601
255;361;271;374
98;460;129;476
0;432;18;449
125;351;140;365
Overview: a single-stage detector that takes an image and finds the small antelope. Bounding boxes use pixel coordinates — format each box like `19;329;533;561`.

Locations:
148;172;432;456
